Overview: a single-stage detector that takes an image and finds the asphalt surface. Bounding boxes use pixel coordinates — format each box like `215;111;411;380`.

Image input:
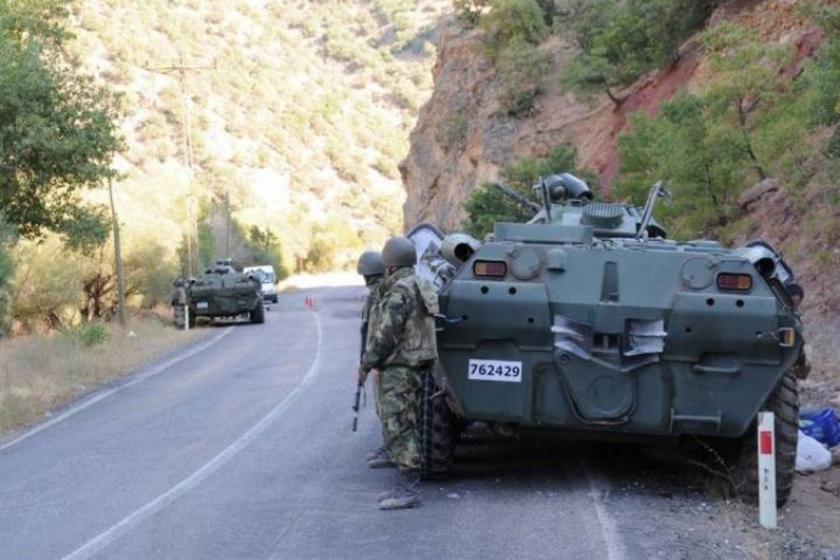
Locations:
0;286;763;560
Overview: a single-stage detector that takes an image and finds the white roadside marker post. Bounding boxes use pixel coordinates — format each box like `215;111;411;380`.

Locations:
184;305;190;332
757;411;777;529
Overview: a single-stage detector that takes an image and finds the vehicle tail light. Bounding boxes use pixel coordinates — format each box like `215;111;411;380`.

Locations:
473;260;507;278
777;327;795;347
717;273;753;291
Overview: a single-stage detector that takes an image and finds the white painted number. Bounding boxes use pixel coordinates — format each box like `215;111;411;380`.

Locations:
468;359;523;383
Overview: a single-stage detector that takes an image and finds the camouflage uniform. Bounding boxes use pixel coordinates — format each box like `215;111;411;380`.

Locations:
360;276;386;419
362;266;439;471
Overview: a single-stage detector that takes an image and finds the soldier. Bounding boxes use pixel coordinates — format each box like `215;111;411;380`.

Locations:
355;251;393;469
360;237;439;510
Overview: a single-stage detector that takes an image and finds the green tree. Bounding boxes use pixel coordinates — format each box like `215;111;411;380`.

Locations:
0;0;120;245
702;23;804;183
616;94;748;238
463;145;594;237
481;0;549;50
9;236;85;331
123;241;179;308
303;222;364;273
559;0;718;106
496;38;553;116
244;226;289;280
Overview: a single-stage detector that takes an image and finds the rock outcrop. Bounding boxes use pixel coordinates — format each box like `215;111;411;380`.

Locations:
401;0;821;231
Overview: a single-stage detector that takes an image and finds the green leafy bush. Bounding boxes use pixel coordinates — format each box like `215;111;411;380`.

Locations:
798;3;840;128
0;0;121;242
77;322;108;347
481;0;549;50
10;236;86;331
496;39;553;116
439;114;470;149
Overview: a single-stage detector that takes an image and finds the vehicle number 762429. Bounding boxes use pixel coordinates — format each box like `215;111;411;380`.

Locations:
467;359;523;383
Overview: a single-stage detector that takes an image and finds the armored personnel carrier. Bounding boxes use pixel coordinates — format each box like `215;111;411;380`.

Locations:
172;260;265;327
411;174;805;505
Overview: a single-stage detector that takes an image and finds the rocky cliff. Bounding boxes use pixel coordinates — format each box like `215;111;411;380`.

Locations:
401;0;822;231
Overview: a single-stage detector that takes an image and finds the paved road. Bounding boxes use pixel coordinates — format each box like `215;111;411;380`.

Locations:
0;286;756;560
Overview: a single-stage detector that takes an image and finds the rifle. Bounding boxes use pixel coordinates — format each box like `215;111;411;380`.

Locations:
352;381;363;432
353;296;372;432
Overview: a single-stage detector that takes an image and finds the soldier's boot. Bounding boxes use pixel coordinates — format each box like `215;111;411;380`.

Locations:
366;446;386;461
367;447;395;469
377;471;421;510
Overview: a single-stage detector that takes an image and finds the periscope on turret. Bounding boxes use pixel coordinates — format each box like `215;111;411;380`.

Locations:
407;173;806;507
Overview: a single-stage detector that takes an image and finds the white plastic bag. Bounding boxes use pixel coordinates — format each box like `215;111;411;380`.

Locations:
796;430;833;473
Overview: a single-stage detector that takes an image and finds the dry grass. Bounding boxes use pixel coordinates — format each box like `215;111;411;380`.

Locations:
0;316;207;437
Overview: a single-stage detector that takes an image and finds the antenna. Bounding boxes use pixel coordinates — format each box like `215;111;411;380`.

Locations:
636;181;669;240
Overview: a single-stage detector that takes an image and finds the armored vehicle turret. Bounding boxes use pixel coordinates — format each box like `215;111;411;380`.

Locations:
172;260;265;327
410;174;805;505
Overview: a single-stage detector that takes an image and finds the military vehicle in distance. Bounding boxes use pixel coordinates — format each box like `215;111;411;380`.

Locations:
411;173;805;505
172;260;265;327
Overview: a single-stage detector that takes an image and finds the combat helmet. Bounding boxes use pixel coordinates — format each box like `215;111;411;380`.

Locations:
381;237;416;268
357;251;385;277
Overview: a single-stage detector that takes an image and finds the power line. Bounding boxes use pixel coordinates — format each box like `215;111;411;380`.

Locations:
143;58;216;277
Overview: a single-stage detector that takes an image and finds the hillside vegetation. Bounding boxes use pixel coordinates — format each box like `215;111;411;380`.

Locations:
453;0;837;243
72;0;447;268
0;0;447;334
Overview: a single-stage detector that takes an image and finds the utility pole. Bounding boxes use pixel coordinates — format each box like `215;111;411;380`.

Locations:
108;176;127;328
144;57;215;277
225;189;231;259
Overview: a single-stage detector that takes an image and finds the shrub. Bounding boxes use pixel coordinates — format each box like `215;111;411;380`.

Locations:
798;4;840;127
77;322;108;347
454;0;490;26
123;241;179;308
0;241;11;336
496;39;553;116
481;0;549;49
10;236;86;332
439;114;470;149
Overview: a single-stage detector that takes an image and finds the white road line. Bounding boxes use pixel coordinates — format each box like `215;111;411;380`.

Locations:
59;312;324;560
578;455;626;560
0;327;234;454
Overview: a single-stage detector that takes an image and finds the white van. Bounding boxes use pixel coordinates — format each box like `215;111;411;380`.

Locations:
243;265;279;304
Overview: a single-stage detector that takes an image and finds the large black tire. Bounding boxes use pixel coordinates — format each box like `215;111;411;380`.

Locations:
730;370;799;506
249;301;266;324
188;309;197;329
419;370;457;480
